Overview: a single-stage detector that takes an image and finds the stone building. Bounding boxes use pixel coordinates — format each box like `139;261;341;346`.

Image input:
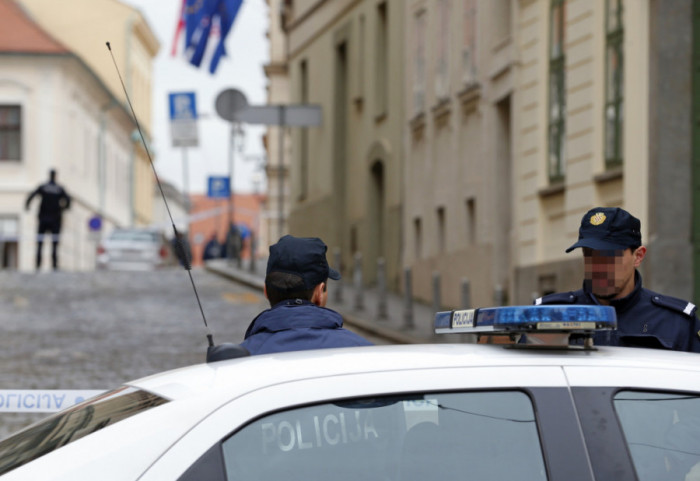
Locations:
275;0;699;308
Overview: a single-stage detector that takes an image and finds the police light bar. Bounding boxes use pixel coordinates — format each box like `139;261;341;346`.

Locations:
434;305;616;335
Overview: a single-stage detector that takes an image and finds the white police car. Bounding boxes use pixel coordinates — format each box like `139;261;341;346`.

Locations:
0;306;699;481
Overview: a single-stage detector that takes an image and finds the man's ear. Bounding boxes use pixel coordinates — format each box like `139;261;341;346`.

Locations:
633;246;647;267
311;283;326;306
263;284;269;300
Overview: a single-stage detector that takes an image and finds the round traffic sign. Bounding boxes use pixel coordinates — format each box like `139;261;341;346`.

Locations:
215;88;249;122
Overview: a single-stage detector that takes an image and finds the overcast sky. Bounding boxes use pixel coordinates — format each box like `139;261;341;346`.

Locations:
119;0;269;195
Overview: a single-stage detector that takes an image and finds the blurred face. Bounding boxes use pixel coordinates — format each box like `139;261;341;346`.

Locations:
583;246;646;302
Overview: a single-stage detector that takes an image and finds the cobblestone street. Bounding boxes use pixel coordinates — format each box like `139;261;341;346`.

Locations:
0;267;268;438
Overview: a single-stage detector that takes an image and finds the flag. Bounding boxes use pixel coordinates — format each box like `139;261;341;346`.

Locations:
175;0;242;73
208;0;243;74
171;0;186;56
185;0;218;68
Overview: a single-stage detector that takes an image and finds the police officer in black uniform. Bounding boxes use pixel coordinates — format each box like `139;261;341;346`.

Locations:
26;169;71;271
535;207;700;353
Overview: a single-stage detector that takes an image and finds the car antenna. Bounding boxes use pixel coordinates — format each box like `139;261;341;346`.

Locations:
105;41;215;349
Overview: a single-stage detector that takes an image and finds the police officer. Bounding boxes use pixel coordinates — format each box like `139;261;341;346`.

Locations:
25;169;71;271
241;235;372;355
534;207;700;352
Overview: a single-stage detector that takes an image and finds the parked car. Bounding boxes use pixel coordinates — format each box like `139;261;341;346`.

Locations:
96;228;174;271
0;306;699;480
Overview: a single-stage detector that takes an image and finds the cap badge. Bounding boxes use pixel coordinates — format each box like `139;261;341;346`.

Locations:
590;212;606;226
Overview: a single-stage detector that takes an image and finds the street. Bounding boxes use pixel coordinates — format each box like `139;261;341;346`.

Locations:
0;267;268;437
0;267;390;438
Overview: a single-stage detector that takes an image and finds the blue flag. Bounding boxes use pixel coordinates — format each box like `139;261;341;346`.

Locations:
209;0;243;73
185;0;218;68
184;0;242;73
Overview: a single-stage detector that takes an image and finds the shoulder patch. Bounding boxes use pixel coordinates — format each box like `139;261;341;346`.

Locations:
650;294;697;317
535;292;577;306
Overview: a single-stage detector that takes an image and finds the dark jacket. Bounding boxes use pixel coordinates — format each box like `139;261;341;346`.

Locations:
241;299;373;355
26;181;70;221
535;271;700;352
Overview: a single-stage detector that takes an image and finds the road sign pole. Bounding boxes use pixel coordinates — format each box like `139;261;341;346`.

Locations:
228;122;237;265
182;147;190;235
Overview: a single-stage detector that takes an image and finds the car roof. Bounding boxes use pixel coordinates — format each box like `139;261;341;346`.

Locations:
128;343;700;403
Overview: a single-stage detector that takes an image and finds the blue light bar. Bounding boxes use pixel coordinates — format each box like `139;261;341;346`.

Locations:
434;305;616;335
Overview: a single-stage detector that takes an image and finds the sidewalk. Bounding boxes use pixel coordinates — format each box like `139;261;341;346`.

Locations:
205;258;444;344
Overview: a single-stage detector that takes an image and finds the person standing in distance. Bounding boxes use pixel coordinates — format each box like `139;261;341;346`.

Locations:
25;169;71;271
241;235;372;355
535;207;700;352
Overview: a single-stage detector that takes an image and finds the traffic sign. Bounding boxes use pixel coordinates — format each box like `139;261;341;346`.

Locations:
207;176;231;199
215;88;249;122
236;105;322;126
169;92;199;147
88;215;102;232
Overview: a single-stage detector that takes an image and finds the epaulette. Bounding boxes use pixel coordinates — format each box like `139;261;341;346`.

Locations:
650;294;697;317
534;292;577;305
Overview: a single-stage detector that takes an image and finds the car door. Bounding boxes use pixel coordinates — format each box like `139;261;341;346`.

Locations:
566;365;700;481
140;365;596;481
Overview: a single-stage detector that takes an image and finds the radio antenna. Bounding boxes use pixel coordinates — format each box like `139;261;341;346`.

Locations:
105;41;214;348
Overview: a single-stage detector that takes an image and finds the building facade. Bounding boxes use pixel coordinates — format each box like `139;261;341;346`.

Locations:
17;0;160;227
278;0;699;308
0;0;158;271
281;0;406;288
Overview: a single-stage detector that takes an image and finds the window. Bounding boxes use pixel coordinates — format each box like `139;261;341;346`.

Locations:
437;206;446;253
413;9;427;114
221;391;547;480
605;0;624;168
375;2;388;118
435;0;451;100
614;390;700;481
466;198;476;245
414;217;422;259
0;105;21;161
462;0;477;85
548;0;566;183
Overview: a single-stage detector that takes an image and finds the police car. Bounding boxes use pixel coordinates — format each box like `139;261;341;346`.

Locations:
0;306;699;481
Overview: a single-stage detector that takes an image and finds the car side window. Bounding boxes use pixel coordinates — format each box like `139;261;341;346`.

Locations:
221;391;547;481
614;390;700;481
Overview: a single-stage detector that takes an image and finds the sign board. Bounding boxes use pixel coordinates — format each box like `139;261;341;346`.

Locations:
236;105;322;126
169;92;199;147
207;176;231;199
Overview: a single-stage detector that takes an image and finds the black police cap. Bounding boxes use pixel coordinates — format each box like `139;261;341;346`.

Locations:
267;235;340;289
566;207;642;253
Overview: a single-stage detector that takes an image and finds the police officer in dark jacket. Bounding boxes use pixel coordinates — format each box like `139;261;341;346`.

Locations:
241;235;372;355
25;169;70;271
535;207;700;352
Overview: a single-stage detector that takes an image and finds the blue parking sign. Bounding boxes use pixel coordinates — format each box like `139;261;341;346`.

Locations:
169;92;198;147
208;176;230;199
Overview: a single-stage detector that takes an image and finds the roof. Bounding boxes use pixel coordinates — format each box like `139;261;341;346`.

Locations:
0;0;68;54
129;343;700;403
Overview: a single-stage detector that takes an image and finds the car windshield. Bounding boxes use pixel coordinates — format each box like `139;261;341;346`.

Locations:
109;231;159;242
0;387;168;476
